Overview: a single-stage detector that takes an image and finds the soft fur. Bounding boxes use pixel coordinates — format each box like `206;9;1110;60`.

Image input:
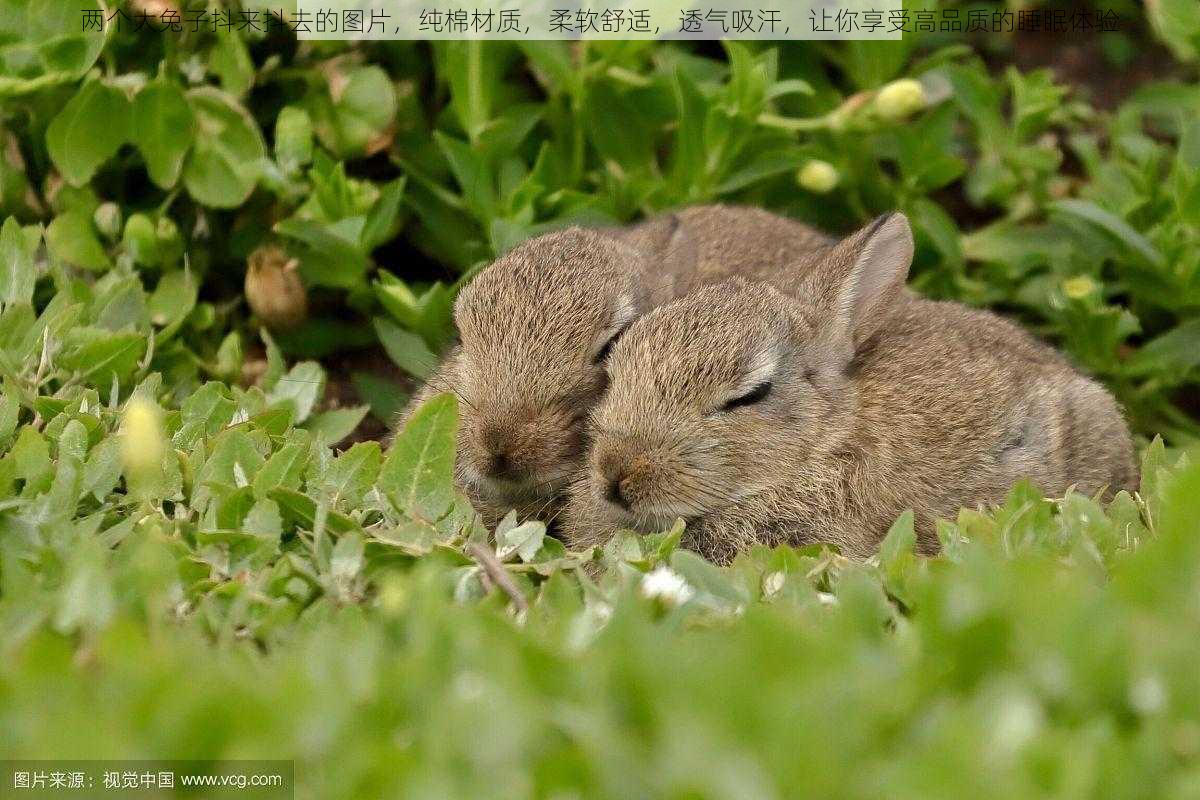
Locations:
561;213;1137;563
395;205;829;526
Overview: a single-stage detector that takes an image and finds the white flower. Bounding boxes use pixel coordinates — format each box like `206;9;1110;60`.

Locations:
640;566;695;606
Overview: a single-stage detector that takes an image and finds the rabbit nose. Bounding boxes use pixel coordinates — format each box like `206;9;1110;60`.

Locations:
479;424;519;477
605;475;631;510
486;450;512;477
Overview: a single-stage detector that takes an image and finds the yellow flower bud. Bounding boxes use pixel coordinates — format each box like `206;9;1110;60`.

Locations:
245;245;308;331
797;160;839;194
120;396;165;496
1061;275;1098;300
875;78;927;122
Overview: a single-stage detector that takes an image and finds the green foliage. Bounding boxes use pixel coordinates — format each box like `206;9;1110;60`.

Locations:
0;359;1197;797
1;8;1196;437
2;1;1200;792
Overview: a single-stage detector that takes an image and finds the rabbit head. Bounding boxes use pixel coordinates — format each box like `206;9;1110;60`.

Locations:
441;226;672;517
577;214;914;534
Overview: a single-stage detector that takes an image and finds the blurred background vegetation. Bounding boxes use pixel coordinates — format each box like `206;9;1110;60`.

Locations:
3;0;1200;441
3;1;1200;797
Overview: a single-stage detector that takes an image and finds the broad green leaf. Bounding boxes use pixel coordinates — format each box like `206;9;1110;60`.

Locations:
132;78;196;189
275;105;314;168
45;211;110;272
0;392;18;445
379;392;457;523
0;216;36;306
252;438;311;497
669;550;750;609
0;0;105;96
182;87;266;208
878;510;916;568
58;328;144;387
208;29;254;98
268;487;361;534
267;361;325;424
46;77;132;186
497;520;546;563
308;65;397;157
1146;0;1200;61
179;383;237;442
147;270;198;333
373;317;436;379
351;372;408;424
360;177;407;252
304;406;369;446
273;217;368;289
318;441;381;507
330;530;365;584
198;429;265;490
243;498;283;539
1051;199;1166;270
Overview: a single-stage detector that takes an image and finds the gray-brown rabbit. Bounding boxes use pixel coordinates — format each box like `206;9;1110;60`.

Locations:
395;205;830;527
560;213;1137;563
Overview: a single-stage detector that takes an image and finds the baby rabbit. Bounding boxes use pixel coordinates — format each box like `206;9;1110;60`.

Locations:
561;213;1137;564
396;205;829;527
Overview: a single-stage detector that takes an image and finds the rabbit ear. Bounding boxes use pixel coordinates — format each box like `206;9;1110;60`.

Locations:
628;213;700;278
802;212;912;366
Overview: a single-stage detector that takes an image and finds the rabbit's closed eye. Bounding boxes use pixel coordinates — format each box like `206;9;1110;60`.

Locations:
721;381;772;411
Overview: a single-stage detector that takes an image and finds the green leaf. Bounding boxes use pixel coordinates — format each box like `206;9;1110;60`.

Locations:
0;0;106;97
669;550;750;608
132;78;196;189
266;361;325;424
330;530;365;584
304;406;369;446
58;328;144;387
878;510;916;568
379;392;457;523
351;372;408;424
0;216;36;306
268;487;361;534
433;132;496;219
252;437;311;497
308;65;397;157
182;87;266;208
208;29;254;98
1125;319;1200;377
440;41;498;142
373;317;437;379
45;211;110;272
147;270;198;334
177;382;237;445
198;429;264;490
275;105;314;168
273;218;368;289
0;392;19;445
497;519;546;563
243;498;283;539
318;441;381;507
360;177;407;252
46;77;132;186
1051;199;1166;270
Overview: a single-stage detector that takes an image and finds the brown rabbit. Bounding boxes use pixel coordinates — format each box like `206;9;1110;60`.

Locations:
395;205;830;527
561;213;1137;563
